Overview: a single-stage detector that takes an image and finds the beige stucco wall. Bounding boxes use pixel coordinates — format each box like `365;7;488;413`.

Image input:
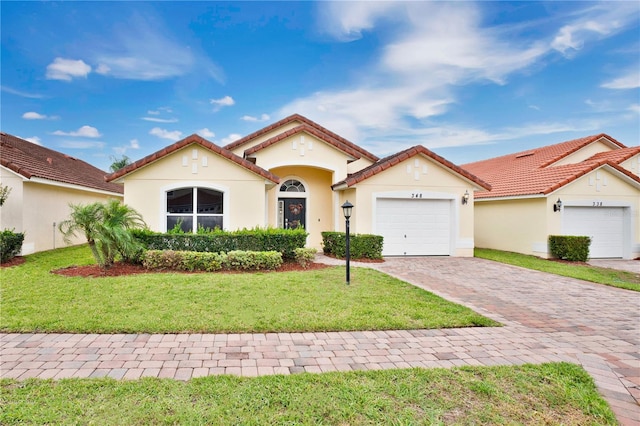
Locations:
249;132;352;183
619;153;639;177
120;144;270;232
475;197;548;256
228;121;301;157
269;166;335;248
341;155;480;257
553;139;616;166
475;167;640;259
552;167;640;259
0;167;24;235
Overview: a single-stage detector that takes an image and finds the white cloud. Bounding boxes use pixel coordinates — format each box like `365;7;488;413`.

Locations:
91;16;223;82
23;136;42;145
1;86;45;99
114;138;140;155
221;133;242;145
59;140;105;149
551;3;639;56
241;114;271;122
52;125;101;138
141;117;178;123
149;127;182;141
22;112;47;120
601;70;640;89
197;128;215;138
210;96;235;111
46;58;92;81
629;104;640;114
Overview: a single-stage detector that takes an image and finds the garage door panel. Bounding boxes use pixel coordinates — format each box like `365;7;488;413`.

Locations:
376;198;451;256
562;207;624;258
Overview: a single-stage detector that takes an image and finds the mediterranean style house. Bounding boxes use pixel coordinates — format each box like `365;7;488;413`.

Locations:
107;114;491;256
0;132;124;254
464;134;640;259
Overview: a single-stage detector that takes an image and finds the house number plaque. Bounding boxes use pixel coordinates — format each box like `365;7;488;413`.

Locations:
411;193;423;198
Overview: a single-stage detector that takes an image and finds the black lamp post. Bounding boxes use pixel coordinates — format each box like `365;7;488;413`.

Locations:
341;200;353;285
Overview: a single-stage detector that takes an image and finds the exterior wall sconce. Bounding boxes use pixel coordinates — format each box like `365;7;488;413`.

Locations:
553;198;562;212
341;200;353;285
461;190;470;205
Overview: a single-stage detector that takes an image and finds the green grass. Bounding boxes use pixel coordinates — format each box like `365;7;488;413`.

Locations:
475;248;640;292
1;245;497;333
0;363;616;425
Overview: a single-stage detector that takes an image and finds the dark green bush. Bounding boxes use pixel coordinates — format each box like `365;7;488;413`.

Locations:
131;227;307;260
321;232;383;259
548;235;591;262
142;249;282;272
0;229;25;263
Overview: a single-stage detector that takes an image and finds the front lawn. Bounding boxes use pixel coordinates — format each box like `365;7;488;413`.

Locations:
1;363;616;425
1;245;497;333
475;248;640;292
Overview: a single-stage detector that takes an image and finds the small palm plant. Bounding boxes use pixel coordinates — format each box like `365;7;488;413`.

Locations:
58;200;146;268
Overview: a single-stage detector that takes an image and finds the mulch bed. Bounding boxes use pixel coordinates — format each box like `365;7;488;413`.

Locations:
51;261;332;278
0;256;26;268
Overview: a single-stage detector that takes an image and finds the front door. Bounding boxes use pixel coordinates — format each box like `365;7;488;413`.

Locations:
281;198;306;229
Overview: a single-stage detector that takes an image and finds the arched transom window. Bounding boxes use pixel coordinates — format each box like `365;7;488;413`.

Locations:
280;179;305;193
166;187;223;233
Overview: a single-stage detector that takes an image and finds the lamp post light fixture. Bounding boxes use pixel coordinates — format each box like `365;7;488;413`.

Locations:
341;200;353;285
553;198;563;212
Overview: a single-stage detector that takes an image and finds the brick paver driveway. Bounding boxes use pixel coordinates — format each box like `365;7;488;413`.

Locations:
2;256;639;424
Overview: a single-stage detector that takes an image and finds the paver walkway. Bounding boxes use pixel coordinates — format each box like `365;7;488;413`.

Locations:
1;256;639;424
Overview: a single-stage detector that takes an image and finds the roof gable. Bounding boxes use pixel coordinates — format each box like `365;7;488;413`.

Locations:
106;134;279;184
463;133;638;199
225;114;379;162
333;145;491;190
0;132;123;194
243;124;363;161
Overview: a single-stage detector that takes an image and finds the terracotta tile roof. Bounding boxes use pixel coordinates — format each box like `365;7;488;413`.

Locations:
1;132;123;194
244;124;365;161
332;145;491;190
105;134;279;184
462;134;639;199
225;114;379;162
586;146;640;164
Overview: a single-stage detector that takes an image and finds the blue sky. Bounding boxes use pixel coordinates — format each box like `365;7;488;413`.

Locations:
2;1;639;172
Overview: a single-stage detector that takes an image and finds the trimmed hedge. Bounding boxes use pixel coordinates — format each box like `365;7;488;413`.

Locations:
321;231;383;259
294;247;317;268
131;227;307;260
548;235;591;262
0;229;24;263
142;250;283;272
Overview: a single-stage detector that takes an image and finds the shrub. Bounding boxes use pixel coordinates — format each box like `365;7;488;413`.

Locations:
132;227;306;260
294;247;317;268
0;229;24;263
321;232;383;259
142;249;282;272
548;235;591;262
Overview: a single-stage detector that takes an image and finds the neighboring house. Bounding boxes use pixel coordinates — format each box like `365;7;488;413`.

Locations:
463;134;640;259
0;132;124;254
107;114;490;256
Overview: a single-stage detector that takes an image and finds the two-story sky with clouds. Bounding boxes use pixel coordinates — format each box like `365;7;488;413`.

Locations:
2;1;639;172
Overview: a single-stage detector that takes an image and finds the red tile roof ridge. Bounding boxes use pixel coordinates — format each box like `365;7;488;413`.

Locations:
243;123;364;160
224;114;379;162
333;145;491;190
105;134;279;184
1;132;123;194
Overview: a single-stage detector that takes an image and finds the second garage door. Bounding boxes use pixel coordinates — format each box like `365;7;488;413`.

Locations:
376;198;451;256
562;206;625;258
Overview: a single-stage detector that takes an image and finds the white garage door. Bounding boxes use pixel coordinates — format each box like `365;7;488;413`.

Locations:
562;207;625;258
376;198;451;256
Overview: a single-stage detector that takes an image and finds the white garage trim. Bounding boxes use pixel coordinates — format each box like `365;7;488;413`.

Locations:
373;191;456;256
561;205;631;259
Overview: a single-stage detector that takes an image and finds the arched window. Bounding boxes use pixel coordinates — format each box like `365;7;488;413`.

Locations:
279;179;305;193
166;187;223;233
